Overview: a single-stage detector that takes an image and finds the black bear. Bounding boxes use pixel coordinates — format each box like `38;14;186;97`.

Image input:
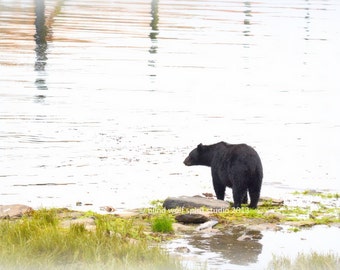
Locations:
183;141;263;208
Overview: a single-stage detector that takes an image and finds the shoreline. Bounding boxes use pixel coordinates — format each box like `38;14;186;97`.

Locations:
2;189;339;229
1;190;339;269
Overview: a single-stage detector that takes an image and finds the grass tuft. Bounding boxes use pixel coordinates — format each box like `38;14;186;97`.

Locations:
151;214;174;233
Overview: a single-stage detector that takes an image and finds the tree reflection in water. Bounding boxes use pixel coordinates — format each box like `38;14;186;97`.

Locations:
34;0;48;91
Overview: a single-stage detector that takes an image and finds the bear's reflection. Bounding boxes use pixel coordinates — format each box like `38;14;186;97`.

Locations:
188;227;263;265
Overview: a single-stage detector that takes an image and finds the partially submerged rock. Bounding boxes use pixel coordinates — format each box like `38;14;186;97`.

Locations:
237;230;262;241
163;196;230;210
174;246;190;253
0;204;33;219
196;220;219;231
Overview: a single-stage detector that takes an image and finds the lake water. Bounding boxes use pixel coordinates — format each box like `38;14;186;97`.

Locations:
1;0;340;268
2;0;340;210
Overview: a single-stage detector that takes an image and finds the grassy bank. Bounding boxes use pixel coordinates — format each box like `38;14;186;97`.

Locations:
1;191;339;269
267;252;340;270
0;208;180;270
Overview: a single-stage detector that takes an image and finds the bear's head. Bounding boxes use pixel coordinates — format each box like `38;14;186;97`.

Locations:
183;143;207;166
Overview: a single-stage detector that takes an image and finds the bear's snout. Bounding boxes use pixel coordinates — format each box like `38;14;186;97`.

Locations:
183;157;191;166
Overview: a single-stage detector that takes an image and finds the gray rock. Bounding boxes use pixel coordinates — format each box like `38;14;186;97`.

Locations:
175;246;190;253
175;213;209;224
172;223;195;232
0;204;33;219
237;234;253;241
258;197;284;206
237;230;263;241
247;223;282;231
196;220;219;231
163;196;230;210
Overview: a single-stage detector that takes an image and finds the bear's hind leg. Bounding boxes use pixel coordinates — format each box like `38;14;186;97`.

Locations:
232;187;247;208
248;191;260;209
242;191;248;204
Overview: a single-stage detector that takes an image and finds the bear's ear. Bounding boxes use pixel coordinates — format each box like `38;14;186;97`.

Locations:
197;143;203;152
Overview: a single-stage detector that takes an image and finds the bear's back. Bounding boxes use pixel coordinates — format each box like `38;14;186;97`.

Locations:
216;142;261;167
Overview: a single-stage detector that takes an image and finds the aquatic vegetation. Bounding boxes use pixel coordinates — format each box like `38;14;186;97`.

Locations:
149;199;165;208
213;198;340;226
292;190;340;199
287;227;300;233
216;207;266;221
0;209;183;270
267;252;340;270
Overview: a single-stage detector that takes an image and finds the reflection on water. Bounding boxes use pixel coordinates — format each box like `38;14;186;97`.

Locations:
167;225;340;269
34;0;48;90
189;227;263;266
148;0;159;85
149;0;159;54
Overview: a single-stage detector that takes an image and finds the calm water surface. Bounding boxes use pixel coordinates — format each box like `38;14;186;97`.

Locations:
1;0;340;208
1;0;340;268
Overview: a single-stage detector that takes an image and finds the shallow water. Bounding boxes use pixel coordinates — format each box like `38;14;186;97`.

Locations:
166;225;340;269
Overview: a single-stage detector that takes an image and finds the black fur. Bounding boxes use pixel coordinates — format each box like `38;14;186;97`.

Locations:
184;141;263;208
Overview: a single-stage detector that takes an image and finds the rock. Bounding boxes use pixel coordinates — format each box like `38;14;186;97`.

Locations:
172;223;195;232
163;196;230;210
175;246;190;253
285;220;316;227
196;220;219;231
202;193;214;198
264;210;285;220
175;213;209;224
237;230;263;241
99;206;115;212
237;234;253;241
247;223;281;231
0;204;33;219
258;197;284;207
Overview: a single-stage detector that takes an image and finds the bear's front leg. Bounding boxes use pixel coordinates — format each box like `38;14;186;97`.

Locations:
212;173;226;200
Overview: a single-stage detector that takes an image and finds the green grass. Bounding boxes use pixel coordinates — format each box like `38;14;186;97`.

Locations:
151;213;174;233
213;200;340;226
0;209;183;270
292;190;340;199
267;252;340;270
214;207;280;224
